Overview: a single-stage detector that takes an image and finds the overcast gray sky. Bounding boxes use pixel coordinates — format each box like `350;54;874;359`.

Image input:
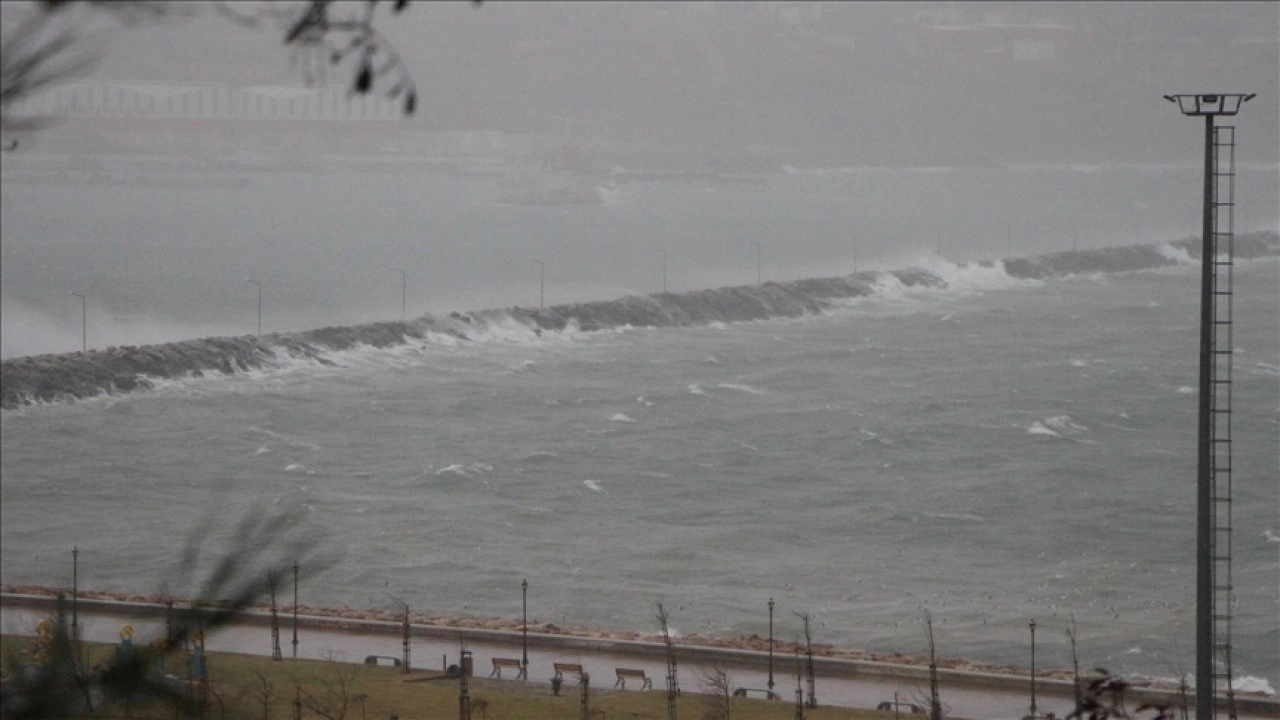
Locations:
4;1;1278;166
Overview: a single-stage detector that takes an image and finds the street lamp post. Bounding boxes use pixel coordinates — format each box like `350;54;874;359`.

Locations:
521;579;529;675
657;249;667;293
1029;619;1038;718
70;292;86;353
247;280;262;336
1164;91;1255;720
753;242;762;285
767;597;775;690
72;546;79;637
291;561;299;659
532;260;544;310
390;268;406;320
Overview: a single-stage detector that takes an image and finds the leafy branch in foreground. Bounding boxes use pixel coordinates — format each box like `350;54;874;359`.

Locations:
0;508;333;719
2;0;470;141
1067;668;1180;720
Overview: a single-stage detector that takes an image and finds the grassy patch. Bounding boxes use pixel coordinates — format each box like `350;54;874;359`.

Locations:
2;635;890;719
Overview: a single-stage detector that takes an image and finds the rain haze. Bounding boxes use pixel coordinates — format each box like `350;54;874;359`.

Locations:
1;2;1278;716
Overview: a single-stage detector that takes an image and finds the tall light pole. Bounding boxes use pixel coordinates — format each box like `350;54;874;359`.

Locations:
532;259;544;310
521;579;529;674
1165;91;1254;720
247;280;262;336
291;560;299;659
657;249;667;293
753;242;762;285
390;268;406;320
70;292;86;353
1028;619;1038;718
71;546;79;638
767;597;775;690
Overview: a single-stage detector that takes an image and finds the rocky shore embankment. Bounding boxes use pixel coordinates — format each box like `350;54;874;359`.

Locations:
0;584;1100;682
3;232;1276;410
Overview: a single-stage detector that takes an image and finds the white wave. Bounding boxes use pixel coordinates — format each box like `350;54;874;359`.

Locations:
583;480;602;492
1263;530;1280;543
435;464;472;477
704;356;721;364
1156;242;1196;265
1156;673;1277;696
867;272;908;299
1028;415;1091;438
1027;422;1060;437
637;396;653;406
1234;675;1277;695
920;511;983;522
1070;359;1089;367
921;257;1040;292
610;413;636;423
687;384;706;396
285;463;309;473
717;383;765;395
255;447;271;455
1176;386;1195;394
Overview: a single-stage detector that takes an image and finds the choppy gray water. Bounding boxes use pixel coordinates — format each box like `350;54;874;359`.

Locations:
1;164;1278;693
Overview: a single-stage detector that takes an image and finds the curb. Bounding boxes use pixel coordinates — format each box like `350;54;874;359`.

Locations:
3;593;1274;713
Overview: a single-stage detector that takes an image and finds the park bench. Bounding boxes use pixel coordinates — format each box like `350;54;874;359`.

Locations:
489;657;526;680
552;662;584;681
876;700;924;714
734;688;780;700
613;667;652;690
363;655;402;667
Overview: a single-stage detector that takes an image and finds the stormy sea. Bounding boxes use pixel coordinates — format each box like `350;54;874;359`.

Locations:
1;162;1277;694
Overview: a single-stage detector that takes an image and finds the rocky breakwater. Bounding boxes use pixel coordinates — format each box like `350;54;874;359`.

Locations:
0;320;469;410
1003;230;1278;279
3;232;1276;410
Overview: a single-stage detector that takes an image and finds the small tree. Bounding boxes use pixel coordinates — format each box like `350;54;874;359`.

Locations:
698;663;733;720
242;667;276;720
299;652;364;720
655;601;680;720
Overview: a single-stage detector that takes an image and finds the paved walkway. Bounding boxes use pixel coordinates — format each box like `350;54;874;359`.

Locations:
2;598;1270;720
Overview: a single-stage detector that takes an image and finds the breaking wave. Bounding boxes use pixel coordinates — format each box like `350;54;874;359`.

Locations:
3;232;1276;409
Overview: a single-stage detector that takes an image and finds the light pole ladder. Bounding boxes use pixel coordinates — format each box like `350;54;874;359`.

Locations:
1209;123;1237;720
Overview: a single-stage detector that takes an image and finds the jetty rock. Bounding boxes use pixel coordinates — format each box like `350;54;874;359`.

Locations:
2;232;1275;410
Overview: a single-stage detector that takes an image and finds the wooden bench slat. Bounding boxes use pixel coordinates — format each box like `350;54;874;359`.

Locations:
613;667;652;690
489;657;526;680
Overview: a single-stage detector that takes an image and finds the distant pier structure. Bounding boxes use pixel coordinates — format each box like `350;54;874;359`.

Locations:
6;80;403;123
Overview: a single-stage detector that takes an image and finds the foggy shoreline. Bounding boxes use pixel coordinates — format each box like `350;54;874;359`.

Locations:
2;232;1276;411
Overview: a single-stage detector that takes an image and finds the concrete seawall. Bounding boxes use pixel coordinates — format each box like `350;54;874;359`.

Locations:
3;593;1273;714
3;232;1276;410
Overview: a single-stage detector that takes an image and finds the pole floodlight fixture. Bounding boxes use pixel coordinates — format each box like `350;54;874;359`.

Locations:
1163;93;1254;116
